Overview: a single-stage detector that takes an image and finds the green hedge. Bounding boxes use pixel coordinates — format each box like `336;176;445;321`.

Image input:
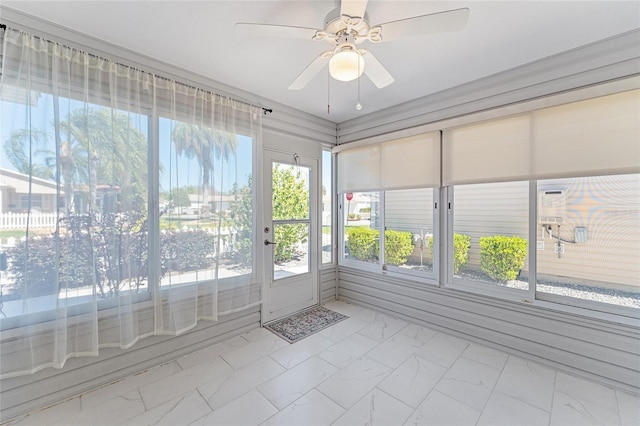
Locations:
345;227;378;261
345;227;413;265
428;233;471;274
382;230;414;266
7;225;216;300
479;235;528;282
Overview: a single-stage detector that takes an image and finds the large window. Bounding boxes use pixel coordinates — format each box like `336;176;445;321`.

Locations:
452;181;529;293
341;188;439;281
337;88;639;318
158;118;254;287
536;174;640;309
321;149;333;265
1;95;150;315
0;26;261;378
0;25;260;329
0;97;257;318
337;132;441;279
384;188;436;278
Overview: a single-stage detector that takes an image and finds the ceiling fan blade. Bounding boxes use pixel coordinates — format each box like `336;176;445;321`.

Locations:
341;0;369;19
378;8;469;41
362;51;394;89
288;53;332;90
235;23;319;40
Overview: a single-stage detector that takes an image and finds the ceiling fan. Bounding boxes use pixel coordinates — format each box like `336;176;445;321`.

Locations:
236;0;469;90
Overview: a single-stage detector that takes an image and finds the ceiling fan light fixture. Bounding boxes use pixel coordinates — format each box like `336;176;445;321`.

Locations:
329;49;365;82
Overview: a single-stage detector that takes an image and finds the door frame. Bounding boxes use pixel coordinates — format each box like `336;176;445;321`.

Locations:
261;148;320;324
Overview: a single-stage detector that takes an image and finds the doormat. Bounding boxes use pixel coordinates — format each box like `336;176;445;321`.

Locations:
265;306;349;343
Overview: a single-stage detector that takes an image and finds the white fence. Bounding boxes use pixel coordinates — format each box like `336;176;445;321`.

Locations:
0;212;59;229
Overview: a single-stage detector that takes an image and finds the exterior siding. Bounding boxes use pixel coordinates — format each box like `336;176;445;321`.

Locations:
450;175;639;290
385;189;434;235
454;181;529;269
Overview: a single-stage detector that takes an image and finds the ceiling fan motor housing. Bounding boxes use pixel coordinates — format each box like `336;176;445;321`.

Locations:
323;6;371;42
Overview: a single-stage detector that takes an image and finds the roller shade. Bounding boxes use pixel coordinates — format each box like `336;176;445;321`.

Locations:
531;90;640;179
337;132;440;193
443;90;640;185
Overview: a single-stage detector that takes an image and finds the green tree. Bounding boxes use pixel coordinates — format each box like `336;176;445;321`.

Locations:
228;177;253;266
62;108;148;212
167;187;192;208
171;123;238;206
4;108;148;213
228;166;310;265
3;129;54;180
272;164;309;262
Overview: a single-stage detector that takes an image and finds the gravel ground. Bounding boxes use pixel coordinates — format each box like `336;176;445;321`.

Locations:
455;270;640;309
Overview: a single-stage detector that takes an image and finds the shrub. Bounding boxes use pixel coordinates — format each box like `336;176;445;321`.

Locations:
346;227;378;261
479;235;528;282
346;228;413;265
160;229;216;273
380;230;414;266
453;233;472;274
428;233;471;274
7;235;93;299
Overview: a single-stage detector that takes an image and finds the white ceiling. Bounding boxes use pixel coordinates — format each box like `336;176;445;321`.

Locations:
3;1;640;123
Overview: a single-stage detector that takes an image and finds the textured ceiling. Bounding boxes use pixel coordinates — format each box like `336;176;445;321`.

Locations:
3;1;640;123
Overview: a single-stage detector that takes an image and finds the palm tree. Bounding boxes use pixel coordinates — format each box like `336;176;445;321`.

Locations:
4;107;149;214
3;129;55;180
171;123;238;208
3;127;80;213
61;108;148;212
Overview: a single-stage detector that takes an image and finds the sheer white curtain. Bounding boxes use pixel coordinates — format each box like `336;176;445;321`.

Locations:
0;27;261;378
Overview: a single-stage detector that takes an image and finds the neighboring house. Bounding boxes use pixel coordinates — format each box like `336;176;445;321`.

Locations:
167;193;235;215
0;168;59;213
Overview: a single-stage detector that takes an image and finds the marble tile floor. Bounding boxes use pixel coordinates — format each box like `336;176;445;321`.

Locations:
7;300;640;426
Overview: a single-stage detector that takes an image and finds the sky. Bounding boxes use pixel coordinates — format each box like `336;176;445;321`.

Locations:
1;94;253;194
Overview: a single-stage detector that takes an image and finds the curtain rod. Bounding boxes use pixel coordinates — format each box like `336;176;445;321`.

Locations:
0;23;273;115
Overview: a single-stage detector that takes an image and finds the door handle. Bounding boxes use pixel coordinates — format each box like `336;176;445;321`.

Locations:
264;239;276;246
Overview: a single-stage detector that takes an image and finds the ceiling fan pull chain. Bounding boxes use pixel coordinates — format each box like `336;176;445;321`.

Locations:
327;68;331;115
356;52;362;111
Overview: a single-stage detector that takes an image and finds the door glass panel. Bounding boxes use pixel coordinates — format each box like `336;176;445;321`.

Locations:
273;223;310;279
271;162;311;281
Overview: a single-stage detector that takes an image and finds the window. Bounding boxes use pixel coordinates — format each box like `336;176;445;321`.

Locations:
1;94;151;315
536;174;640;310
0;47;258;320
0;26;262;378
342;191;380;265
158;118;254;287
451;181;529;293
384;188;437;279
337;88;638;319
322;149;333;264
337;132;441;276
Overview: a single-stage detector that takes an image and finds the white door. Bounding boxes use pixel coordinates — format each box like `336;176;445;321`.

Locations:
262;150;318;322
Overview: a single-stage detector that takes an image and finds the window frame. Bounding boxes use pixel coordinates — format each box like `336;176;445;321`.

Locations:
339;188;441;286
0;93;260;327
443;179;640;319
382;187;440;286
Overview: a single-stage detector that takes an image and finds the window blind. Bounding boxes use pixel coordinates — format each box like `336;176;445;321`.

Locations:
337;132;440;193
443;89;640;185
